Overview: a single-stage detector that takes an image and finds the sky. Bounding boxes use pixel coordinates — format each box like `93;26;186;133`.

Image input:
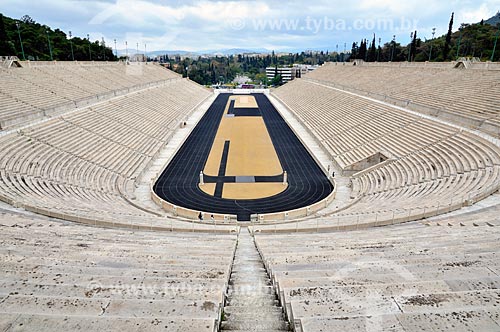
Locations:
1;0;499;53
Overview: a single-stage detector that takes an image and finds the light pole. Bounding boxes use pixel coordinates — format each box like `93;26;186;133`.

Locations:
125;41;128;61
491;27;499;62
114;39;117;59
46;28;53;61
144;43;147;62
69;31;75;61
136;42;139;61
408;32;413;62
15;22;25;60
429;27;436;61
343;42;346;62
391;35;396;61
102;37;106;61
335;44;338;62
87;34;92;61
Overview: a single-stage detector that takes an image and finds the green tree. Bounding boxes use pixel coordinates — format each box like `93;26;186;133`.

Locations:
368;34;376;62
0;13;115;61
443;12;454;60
0;14;14;55
271;74;282;86
410;30;418;61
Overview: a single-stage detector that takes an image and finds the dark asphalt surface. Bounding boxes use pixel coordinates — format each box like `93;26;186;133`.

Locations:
153;93;333;221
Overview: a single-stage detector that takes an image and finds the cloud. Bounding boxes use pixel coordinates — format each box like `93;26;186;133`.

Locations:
456;1;500;23
1;0;499;52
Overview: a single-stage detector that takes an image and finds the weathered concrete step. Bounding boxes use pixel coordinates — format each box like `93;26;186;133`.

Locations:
230;275;269;282
231;270;268;276
232;259;264;263
221;319;289;330
0;272;227;291
0;260;229;274
227;286;275;296
222;330;288;332
231;271;269;279
0;262;230;279
232;255;262;259
221;228;288;331
0;255;231;271
0;314;217;332
1;248;234;261
231;267;266;272
0;281;224;302
224;306;284;315
0;295;219;318
227;293;277;302
229;280;272;286
226;298;280;306
225;310;285;321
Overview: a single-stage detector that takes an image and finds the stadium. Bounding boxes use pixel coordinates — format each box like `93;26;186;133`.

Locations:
1;2;500;332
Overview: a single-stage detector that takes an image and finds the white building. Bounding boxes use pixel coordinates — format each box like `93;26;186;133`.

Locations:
265;67;296;83
266;64;319;83
233;75;251;85
130;54;146;62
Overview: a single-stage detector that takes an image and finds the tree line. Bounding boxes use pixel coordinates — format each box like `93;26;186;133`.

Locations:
166;50;345;86
351;13;500;62
0;14;116;61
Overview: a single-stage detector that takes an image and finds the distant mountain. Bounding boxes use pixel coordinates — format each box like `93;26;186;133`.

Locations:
116;49;193;57
117;48;272;57
200;48;270;55
118;47;338;57
484;11;500;26
146;50;193;56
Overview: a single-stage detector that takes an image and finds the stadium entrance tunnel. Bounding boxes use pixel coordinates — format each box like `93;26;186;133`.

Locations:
153;93;333;221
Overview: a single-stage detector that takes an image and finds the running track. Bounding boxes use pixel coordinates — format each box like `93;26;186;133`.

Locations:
153;93;333;221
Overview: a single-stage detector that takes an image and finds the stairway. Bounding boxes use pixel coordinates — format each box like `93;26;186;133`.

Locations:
221;227;290;332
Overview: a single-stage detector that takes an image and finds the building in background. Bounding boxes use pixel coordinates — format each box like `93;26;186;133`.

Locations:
266;64;319;83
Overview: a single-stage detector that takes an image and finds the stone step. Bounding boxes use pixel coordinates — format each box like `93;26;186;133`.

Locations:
231;267;267;273
221;228;288;331
0;280;224;302
227;293;278;302
232;259;264;264
231;270;268;276
222;330;288;332
0;314;217;332
227;287;276;296
221;319;290;330
224;306;284;315
0;295;219;319
230;270;268;276
230;276;270;283
229;280;272;286
226;298;280;307
225;310;285;321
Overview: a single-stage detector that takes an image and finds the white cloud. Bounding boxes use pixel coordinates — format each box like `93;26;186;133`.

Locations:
1;0;499;52
456;1;499;23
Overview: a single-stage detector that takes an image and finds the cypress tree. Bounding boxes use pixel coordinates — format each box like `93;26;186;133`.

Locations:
443;12;454;60
359;39;367;60
410;30;418;61
351;42;358;59
368;34;376;61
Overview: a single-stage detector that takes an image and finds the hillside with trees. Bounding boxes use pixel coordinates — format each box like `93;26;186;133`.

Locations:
169;51;341;86
0;13;115;61
351;12;500;62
